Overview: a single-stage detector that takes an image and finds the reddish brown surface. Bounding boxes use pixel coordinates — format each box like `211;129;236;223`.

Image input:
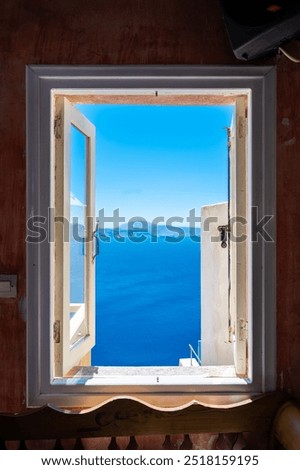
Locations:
276;64;300;399
0;0;299;446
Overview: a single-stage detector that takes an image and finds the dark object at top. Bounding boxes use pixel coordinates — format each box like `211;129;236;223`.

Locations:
220;0;300;60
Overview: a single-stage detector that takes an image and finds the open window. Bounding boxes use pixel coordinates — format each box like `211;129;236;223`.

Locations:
230;97;248;377
200;96;248;377
54;98;96;376
26;66;276;407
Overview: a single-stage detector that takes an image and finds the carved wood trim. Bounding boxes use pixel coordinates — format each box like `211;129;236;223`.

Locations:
0;392;286;442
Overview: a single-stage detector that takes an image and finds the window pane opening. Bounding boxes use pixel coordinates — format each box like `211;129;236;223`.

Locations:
73;103;235;369
70;125;87;348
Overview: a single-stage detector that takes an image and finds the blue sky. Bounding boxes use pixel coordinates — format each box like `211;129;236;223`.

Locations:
73;104;234;226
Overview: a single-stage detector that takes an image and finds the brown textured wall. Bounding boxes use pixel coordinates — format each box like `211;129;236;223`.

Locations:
0;0;299;417
277;64;300;398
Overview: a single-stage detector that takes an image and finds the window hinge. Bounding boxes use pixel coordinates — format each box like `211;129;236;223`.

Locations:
238;115;246;139
238;319;248;341
54;114;62;139
53;320;60;343
225;126;231;149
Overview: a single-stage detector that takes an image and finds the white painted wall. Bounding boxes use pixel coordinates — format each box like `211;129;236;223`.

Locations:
201;202;234;365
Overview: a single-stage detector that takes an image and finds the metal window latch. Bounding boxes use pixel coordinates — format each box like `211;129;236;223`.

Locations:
92;224;100;263
218;224;230;248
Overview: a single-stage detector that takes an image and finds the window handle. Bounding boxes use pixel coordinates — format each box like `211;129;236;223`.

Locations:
218;224;229;248
92;229;100;262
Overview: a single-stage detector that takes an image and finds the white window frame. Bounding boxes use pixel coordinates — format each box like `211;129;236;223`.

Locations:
54;97;96;376
26;66;276;407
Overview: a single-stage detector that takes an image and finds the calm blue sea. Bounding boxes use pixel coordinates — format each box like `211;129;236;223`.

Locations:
91;237;201;366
